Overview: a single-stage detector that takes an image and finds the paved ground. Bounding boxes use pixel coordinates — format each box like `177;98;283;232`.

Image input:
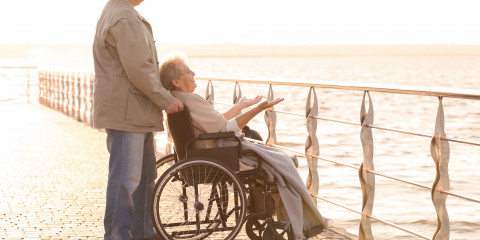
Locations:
0;102;356;239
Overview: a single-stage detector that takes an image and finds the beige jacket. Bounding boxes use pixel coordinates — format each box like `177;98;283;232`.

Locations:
93;0;174;132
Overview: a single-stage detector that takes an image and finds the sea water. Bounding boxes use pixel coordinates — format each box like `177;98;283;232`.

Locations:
186;56;480;240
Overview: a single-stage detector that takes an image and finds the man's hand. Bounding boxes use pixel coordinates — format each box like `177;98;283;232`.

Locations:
165;99;184;114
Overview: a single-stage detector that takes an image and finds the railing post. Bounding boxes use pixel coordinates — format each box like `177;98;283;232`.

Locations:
47;71;51;107
89;73;94;127
61;72;66;114
69;72;74;119
205;80;215;107
38;71;44;105
264;84;277;145
51;71;55;109
45;71;49;107
65;72;71;116
76;72;82;122
68;72;73;118
431;97;450;240
359;91;375;240
233;82;242;104
55;71;60;111
305;87;320;200
82;73;88;124
26;69;30;104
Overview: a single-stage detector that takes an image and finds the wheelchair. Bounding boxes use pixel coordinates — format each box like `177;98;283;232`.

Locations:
151;106;294;240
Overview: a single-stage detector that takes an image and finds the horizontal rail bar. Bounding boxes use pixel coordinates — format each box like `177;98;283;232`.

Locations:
368;125;480;147
0;66;38;69
274;108;480;147
311;194;431;240
366;169;480;204
246;138;480;204
209;99;480;146
246;138;359;170
196;76;480;100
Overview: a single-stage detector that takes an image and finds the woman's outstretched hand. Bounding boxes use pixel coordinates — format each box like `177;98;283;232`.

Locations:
238;96;262;109
235;97;285;129
257;98;284;110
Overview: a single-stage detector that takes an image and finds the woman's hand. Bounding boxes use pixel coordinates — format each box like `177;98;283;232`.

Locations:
257;98;284;110
235;97;284;129
238;96;262;109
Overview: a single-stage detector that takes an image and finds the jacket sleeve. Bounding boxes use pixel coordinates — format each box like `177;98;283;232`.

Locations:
185;94;229;133
109;18;174;110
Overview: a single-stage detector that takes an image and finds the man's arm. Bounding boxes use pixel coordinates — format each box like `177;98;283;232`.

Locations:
109;18;182;111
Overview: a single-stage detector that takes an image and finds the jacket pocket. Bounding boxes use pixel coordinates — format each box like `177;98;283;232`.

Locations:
125;89;161;127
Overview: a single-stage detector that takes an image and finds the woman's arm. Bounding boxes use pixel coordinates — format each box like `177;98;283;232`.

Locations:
223;96;262;120
234;98;284;129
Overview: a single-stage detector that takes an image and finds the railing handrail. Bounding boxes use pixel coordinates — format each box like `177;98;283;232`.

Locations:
196;76;480;100
0;66;38;69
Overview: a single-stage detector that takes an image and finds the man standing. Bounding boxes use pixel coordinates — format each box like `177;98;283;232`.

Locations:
93;0;183;239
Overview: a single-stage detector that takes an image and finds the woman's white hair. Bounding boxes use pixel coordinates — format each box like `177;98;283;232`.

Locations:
159;52;189;91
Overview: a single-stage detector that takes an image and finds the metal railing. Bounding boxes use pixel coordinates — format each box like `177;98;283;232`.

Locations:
36;71;480;239
38;70;95;126
0;66;38;104
195;76;480;240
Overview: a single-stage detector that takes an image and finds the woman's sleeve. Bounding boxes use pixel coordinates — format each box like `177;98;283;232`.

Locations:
186;94;231;133
221;119;241;132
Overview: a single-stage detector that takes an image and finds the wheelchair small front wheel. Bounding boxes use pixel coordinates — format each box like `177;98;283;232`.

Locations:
262;220;294;240
152;158;247;240
245;217;266;240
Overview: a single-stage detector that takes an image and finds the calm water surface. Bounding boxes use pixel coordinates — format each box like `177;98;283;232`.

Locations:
187;56;480;240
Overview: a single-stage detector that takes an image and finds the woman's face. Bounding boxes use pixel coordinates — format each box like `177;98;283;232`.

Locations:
174;65;196;93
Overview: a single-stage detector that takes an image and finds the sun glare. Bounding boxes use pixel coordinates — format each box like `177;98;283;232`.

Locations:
0;0;479;45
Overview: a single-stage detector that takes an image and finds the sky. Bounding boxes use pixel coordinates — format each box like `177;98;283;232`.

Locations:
1;0;480;45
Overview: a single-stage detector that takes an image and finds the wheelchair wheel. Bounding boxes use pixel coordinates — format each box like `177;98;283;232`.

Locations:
245;217;266;240
156;154;176;181
262;220;294;240
152;158;246;240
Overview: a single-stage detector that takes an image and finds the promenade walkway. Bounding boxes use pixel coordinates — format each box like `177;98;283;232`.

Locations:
0;102;356;239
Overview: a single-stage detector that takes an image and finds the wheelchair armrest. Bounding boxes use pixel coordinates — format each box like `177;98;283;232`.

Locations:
198;132;236;140
185;132;243;157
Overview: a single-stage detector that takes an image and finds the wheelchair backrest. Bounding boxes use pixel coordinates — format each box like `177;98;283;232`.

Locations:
167;105;195;161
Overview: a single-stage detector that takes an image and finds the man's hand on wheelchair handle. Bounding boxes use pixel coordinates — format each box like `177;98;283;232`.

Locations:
165;98;184;114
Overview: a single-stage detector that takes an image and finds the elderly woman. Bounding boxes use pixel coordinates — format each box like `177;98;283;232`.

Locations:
159;55;328;240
